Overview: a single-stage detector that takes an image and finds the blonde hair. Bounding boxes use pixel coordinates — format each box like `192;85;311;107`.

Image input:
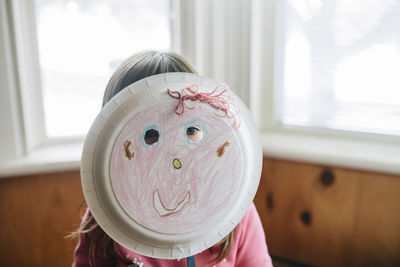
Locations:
102;50;197;106
72;51;234;265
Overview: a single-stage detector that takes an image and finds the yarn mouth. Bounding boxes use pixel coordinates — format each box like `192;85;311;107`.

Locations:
153;189;191;217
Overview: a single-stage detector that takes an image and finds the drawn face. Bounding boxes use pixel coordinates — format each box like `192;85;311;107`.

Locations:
110;100;243;234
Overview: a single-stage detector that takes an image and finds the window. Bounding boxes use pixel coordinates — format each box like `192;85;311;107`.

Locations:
1;0;399;176
0;0;173;175
277;0;400;137
35;0;172;138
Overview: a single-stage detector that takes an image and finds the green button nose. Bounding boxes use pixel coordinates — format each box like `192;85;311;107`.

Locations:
173;158;182;169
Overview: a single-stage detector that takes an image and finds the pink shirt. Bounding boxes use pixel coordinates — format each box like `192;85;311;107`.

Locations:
72;203;273;267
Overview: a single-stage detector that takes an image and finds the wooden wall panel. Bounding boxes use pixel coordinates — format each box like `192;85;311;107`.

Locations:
0;157;399;267
0;171;83;267
350;172;400;267
254;157;400;267
258;159;318;263
308;167;360;266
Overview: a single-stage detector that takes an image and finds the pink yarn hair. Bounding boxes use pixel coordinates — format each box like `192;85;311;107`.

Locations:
167;84;240;127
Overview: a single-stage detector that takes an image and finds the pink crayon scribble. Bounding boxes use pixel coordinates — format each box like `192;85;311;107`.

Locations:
110;101;242;234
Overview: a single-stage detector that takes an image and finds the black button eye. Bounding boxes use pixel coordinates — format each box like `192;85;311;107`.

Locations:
144;129;159;145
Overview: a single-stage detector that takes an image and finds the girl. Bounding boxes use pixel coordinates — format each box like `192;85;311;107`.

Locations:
72;51;273;267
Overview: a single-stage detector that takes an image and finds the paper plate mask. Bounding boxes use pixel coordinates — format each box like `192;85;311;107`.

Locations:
81;73;262;259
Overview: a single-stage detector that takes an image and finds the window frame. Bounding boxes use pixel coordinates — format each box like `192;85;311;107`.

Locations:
0;0;178;177
9;0;48;152
0;0;26;161
252;0;400;175
271;0;400;140
1;0;399;177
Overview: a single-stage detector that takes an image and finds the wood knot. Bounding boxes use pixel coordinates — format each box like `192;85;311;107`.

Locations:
266;192;274;210
320;169;335;186
300;210;312;225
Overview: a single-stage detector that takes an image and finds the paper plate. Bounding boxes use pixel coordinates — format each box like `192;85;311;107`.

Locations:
81;72;262;259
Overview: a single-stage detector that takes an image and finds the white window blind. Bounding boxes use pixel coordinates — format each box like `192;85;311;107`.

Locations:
278;0;400;136
34;0;171;138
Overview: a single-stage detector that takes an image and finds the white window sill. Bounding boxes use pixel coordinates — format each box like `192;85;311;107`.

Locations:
0;132;399;178
0;143;82;178
261;131;400;175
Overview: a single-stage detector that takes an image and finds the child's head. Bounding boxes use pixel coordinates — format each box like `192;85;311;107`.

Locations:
102;51;197;107
76;51;234;264
102;51;241;250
